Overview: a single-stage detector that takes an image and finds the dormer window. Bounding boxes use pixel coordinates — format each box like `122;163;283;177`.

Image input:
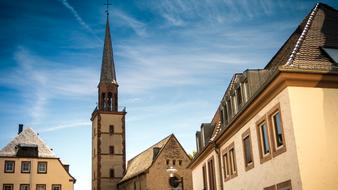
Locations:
322;47;338;64
226;98;232;118
220;109;224;125
16;144;38;157
223;105;228;125
236;86;242;107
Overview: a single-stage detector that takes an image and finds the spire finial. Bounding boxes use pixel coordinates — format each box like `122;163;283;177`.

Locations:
104;0;112;16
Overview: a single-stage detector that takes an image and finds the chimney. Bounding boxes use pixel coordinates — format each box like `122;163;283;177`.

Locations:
18;124;24;134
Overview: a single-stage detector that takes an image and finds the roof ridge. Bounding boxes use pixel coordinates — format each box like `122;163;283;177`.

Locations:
127;134;172;165
284;3;320;66
119;134;173;183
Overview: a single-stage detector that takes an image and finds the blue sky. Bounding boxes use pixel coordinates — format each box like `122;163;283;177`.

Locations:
1;0;337;189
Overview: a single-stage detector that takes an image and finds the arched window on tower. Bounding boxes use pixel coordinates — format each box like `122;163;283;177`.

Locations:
101;93;106;110
108;92;113;111
114;93;118;111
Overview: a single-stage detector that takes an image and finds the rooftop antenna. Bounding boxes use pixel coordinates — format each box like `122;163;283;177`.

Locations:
104;0;112;16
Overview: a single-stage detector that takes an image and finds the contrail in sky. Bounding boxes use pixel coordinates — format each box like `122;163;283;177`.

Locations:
59;0;102;42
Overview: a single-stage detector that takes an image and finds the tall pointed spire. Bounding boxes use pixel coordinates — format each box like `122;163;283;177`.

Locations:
100;16;117;85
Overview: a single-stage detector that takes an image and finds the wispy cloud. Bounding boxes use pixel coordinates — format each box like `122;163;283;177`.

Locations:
58;0;101;42
116;43;249;94
39;121;90;132
1;47;98;123
146;0;310;27
113;10;147;37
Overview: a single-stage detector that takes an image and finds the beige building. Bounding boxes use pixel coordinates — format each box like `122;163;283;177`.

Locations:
117;134;192;190
0;125;76;190
91;15;126;190
190;3;338;190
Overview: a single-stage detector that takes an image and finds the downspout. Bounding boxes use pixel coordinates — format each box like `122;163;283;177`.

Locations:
213;142;224;190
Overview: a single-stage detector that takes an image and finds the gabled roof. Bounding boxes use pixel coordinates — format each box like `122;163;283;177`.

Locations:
0;128;56;158
100;16;118;85
119;134;172;183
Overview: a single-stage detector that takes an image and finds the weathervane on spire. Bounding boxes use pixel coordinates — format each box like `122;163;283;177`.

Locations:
104;0;112;15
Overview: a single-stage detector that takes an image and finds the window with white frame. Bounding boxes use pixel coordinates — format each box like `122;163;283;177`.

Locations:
21;161;31;173
37;162;47;174
20;184;30;190
36;184;46;190
3;184;13;190
4;161;15;173
52;184;61;190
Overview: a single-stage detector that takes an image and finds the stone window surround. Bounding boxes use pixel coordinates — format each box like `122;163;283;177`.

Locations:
222;142;238;182
202;164;207;190
268;104;287;157
207;156;216;190
242;128;254;171
256;103;287;164
256;118;272;164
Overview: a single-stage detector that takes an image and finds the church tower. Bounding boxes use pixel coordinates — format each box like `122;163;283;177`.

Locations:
91;15;126;190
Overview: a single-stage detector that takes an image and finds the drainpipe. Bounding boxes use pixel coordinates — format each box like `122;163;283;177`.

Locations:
213;142;224;190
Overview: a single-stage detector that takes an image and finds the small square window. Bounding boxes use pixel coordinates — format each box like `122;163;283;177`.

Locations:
37;162;47;174
4;161;15;173
166;159;169;165
36;184;46;190
109;146;114;154
178;160;182;166
110;169;115;178
20;184;30;190
52;184;61;190
109;125;114;134
3;184;13;190
172;160;176;165
21;161;31;173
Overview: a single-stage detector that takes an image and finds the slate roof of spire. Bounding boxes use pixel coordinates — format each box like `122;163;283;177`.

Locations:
100;16;118;84
0;128;57;158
